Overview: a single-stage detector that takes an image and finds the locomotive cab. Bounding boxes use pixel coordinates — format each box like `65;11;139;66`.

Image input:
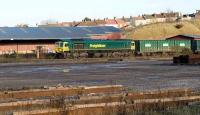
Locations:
131;41;135;50
55;41;69;53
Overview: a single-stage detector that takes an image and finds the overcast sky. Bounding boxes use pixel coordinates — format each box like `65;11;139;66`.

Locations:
0;0;199;26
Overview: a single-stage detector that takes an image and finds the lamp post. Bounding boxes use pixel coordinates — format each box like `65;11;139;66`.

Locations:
10;38;18;57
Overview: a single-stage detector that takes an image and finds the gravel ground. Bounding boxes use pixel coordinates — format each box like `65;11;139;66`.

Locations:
0;60;200;91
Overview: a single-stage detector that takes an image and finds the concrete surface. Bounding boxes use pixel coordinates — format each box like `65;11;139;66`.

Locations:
0;60;200;91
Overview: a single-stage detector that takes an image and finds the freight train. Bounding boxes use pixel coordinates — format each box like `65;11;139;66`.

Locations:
55;39;200;58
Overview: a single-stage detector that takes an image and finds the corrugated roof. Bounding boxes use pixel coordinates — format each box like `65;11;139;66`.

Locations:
180;34;200;39
0;26;121;41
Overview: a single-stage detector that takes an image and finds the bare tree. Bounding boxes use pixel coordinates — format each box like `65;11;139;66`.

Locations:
16;23;29;27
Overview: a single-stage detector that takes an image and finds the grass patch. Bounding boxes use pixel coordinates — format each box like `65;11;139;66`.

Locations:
125;20;200;39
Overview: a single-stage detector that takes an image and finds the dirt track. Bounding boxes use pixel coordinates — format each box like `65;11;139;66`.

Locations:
0;60;200;90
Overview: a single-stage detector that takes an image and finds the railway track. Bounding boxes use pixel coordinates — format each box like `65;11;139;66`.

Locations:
0;85;200;115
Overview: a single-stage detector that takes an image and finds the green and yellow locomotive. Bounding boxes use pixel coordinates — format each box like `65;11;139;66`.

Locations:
55;39;135;58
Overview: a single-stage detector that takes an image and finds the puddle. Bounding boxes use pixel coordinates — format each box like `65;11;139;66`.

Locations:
147;76;160;79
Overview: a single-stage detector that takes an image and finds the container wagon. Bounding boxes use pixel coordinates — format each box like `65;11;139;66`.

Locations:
135;40;191;56
192;40;200;53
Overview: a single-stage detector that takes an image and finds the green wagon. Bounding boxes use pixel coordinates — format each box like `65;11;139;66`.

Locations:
192;40;200;53
135;40;191;54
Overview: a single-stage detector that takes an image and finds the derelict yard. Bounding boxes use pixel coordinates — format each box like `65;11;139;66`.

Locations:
0;59;200;91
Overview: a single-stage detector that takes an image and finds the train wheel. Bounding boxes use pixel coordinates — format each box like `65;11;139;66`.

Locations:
94;53;101;58
80;52;88;58
125;52;130;57
107;53;112;58
55;53;64;59
88;52;94;58
73;53;79;58
102;53;108;58
55;53;59;59
112;52;120;58
63;52;67;58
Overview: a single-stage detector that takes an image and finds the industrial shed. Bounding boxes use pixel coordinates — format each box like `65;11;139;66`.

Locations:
167;34;200;40
0;26;121;54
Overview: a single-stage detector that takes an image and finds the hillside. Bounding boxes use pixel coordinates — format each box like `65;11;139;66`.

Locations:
125;19;200;40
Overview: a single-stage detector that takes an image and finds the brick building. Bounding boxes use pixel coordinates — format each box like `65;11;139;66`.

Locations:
0;26;121;54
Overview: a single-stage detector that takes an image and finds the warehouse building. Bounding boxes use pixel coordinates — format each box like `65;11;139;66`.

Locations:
0;26;121;54
167;34;200;40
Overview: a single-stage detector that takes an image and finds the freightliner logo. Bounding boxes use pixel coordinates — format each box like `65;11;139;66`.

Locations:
90;44;106;48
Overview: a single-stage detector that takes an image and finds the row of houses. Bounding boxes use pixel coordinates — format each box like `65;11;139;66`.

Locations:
130;12;180;27
39;18;127;29
38;10;200;28
131;10;200;26
181;10;200;21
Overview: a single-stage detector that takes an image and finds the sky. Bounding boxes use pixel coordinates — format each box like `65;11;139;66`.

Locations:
0;0;199;26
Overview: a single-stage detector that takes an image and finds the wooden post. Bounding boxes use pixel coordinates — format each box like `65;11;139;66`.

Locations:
36;46;42;59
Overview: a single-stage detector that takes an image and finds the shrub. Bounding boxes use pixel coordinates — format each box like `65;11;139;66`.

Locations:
175;24;184;29
171;47;193;56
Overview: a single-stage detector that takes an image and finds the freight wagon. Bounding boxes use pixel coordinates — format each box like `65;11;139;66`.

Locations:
135;40;191;55
55;39;135;58
192;40;200;53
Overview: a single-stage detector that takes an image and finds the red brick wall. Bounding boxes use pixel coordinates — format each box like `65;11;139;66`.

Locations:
0;41;55;54
91;33;122;40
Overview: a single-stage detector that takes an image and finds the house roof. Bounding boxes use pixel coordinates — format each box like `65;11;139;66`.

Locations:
38;21;81;27
105;19;118;25
133;12;179;20
0;26;121;41
133;16;145;20
115;19;126;24
76;20;106;27
122;18;132;22
143;14;155;19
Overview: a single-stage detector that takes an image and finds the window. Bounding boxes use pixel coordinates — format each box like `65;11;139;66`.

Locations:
55;42;59;47
163;43;169;47
60;43;64;47
64;43;68;47
145;44;151;47
180;43;185;47
74;43;84;49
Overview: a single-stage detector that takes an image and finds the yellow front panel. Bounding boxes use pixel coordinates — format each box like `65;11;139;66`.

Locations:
131;46;135;50
131;42;135;50
63;47;70;52
55;47;63;53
